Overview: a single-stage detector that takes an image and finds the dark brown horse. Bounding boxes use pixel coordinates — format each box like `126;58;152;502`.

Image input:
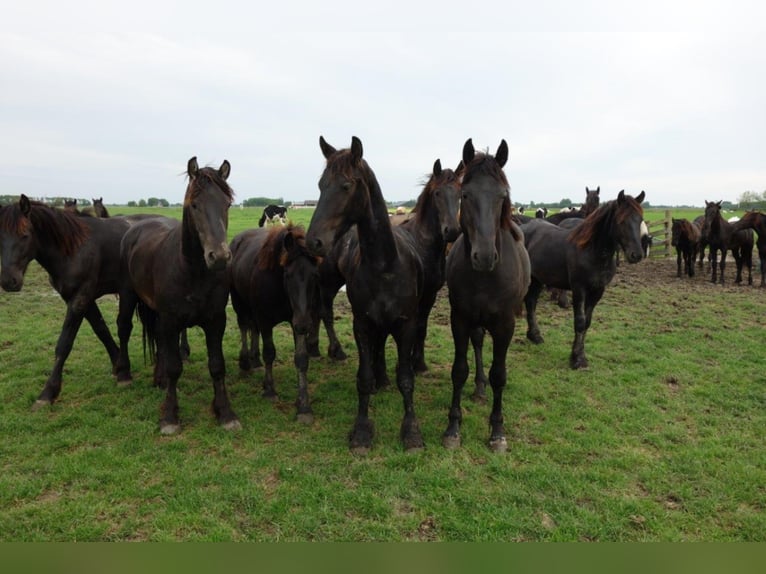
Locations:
306;136;425;454
671;218;701;278
0;195;161;407
733;210;766;287
521;190;646;369
693;214;709;268
229;224;321;423
83;197;109;218
115;157;239;434
701;200;754;284
442;139;530;452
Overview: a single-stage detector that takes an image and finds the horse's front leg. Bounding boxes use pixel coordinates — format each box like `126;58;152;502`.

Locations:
33;302;87;409
470;327;488;403
710;248;719;283
260;324;277;400
157;322;182;434
393;321;424;452
676;248;683;277
570;287;604;369
486;322;514;453
412;291;437;374
292;329;314;424
443;309;470;449
204;312;240;431
320;283;347;361
349;317;375;454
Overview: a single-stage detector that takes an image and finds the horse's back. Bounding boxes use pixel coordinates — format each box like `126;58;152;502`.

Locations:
521;219;571;287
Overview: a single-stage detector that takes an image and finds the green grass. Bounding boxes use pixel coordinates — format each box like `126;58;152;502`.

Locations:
0;206;764;541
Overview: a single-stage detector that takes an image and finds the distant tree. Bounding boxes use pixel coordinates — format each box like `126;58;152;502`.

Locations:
127;200;137;207
138;199;147;207
243;197;284;207
158;198;169;207
559;198;572;208
738;190;766;210
147;197;160;207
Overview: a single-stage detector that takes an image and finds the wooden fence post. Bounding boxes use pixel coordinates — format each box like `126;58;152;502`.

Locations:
664;210;672;257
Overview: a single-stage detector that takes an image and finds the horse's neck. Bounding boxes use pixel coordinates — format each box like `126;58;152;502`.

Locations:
180;209;204;266
409;201;444;254
355;178;398;267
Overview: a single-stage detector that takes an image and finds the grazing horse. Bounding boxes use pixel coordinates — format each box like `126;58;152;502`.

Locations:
83;197;109;218
306;136;425;453
733;211;766;287
442;139;530;451
115;157;239;434
671;218;700;278
229;224;321;423
701;200;754;285
521;190;646;369
0;195;162;407
258;204;288;227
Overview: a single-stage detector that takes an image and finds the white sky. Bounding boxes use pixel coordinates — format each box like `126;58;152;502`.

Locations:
2;0;765;207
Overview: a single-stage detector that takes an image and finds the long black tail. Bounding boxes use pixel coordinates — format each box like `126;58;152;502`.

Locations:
258;213;267;227
136;301;158;365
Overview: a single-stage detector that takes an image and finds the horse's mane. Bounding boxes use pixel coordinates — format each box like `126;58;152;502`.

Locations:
0;201;89;257
568;196;643;250
187;166;235;203
462;152;520;240
255;224;316;270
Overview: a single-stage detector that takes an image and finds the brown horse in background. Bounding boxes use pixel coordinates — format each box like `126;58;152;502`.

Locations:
671;218;701;278
733;211;766;287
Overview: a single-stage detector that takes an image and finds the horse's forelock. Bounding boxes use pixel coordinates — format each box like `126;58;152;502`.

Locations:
462;152;509;188
187;167;234;204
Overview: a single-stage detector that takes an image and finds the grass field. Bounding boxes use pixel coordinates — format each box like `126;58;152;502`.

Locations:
0;203;764;541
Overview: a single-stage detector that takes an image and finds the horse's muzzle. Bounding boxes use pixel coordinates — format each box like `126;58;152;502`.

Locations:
0;274;23;292
206;244;233;270
471;249;499;272
626;251;643;264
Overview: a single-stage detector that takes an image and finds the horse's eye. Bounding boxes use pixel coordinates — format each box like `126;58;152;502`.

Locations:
342;181;353;191
435;191;441;198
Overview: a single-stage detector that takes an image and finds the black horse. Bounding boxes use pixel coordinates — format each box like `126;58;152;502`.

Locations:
671;218;701;278
258;204;288;227
306;136;425;454
442;139;530;451
733;211;766;287
0;195;161;407
115;157;239;434
701;200;754;285
229;224;321;423
521;190;646;369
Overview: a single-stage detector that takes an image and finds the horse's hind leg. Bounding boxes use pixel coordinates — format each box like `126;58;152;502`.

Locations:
179;329;190;362
115;290;139;385
260;325;278;400
524;279;545;344
349;319;375;454
84;302;119;371
33;304;86;409
320;283;347;361
156;326;182;434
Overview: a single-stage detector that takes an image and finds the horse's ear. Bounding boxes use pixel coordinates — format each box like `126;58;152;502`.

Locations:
462;139;475;166
19;194;31;216
187;157;199;178
219;160;231;181
617;190;626;203
350;136;363;163
636;190;645;204
319;136;336;159
496;140;509;167
596;186;600;194
455;160;465;177
716;200;722;208
433;159;442;177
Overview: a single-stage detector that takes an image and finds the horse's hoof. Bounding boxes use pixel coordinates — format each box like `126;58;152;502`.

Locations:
221;419;242;431
527;332;544;344
489;436;508;453
31;399;51;412
160;423;181;435
442;434;461;450
570;357;589;370
471;388;487;404
296;412;314;425
349;445;371;456
405;443;425;454
262;390;278;402
329;347;347;361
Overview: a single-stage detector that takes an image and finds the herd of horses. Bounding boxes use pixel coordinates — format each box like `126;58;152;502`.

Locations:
2;137;760;452
671;202;763;287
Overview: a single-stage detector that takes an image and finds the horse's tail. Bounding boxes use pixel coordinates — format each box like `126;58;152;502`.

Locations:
136;301;158;365
258;213;267;227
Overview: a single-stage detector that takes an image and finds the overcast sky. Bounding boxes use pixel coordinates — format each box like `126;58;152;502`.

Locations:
2;0;765;207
